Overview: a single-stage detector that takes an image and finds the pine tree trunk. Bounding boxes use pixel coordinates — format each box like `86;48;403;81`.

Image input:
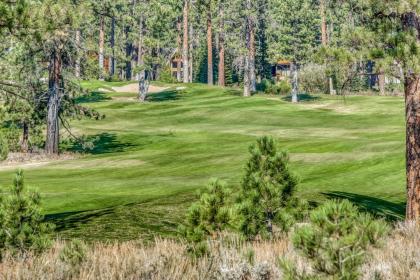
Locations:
125;26;132;80
46;52;62;155
250;22;256;92
75;29;81;78
110;17;116;77
207;11;213;85
266;212;274;236
218;4;225;87
403;12;420;220
20;121;29;153
244;0;254;96
182;0;189;83
320;0;328;46
138;16;148;102
189;23;193;83
137;16;144;72
378;71;386;95
405;73;420;220
320;0;335;95
244;54;251;97
291;62;299;103
99;16;105;81
138;70;149;102
176;18;182;82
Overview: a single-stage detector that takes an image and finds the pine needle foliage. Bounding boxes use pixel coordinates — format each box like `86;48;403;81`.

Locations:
180;179;231;243
237;136;298;240
291;200;389;280
0;170;54;257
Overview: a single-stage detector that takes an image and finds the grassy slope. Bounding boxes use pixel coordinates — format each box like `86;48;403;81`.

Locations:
0;82;406;241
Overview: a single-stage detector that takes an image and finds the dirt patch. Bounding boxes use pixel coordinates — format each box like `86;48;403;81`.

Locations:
112;84;169;94
56;158;145;170
0;152;78;171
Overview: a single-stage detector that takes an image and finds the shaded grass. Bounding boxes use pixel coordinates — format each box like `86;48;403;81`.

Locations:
0;82;406;241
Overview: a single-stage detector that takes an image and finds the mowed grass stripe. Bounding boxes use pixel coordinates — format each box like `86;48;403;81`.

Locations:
0;82;406;240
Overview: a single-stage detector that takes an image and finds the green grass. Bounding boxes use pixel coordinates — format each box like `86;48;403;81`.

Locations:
0;82;406;241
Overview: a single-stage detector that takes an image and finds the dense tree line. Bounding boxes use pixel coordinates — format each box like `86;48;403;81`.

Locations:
0;1;419;220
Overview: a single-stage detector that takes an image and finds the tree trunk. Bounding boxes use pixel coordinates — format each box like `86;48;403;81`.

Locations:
99;16;105;81
291;62;299;103
20;121;29;153
125;25;132;80
266;212;274;236
244;54;251;97
189;23;193;83
138;71;149;102
320;0;335;95
182;0;189;83
176;18;182;82
110;17;116;77
46;52;62;155
250;21;256;92
138;16;148;102
378;70;386;95
207;11;213;85
320;0;328;46
244;0;254;96
405;73;420;220
137;16;144;81
218;3;225;87
75;29;81;78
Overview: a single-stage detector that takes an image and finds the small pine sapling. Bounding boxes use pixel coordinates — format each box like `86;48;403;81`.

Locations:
180;179;231;243
291;200;389;280
237;136;299;240
0;170;54;256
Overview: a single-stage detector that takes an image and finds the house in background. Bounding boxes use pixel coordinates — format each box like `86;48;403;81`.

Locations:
272;60;291;81
170;57;183;79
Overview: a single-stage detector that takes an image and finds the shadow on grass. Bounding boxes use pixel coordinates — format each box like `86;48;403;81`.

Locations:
323;191;405;221
46;207;116;232
76;91;112;103
282;93;320;102
225;89;243;96
69;132;136;155
147;89;182;102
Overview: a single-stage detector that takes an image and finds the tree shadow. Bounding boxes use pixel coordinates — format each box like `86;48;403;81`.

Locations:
46;207;117;232
68;133;136;155
282;93;320;102
323;191;405;221
45;200;154;235
225;89;243;96
147;89;182;102
76;91;112;104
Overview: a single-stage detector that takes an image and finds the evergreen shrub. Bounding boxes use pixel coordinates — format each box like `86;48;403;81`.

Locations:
291;200;389;280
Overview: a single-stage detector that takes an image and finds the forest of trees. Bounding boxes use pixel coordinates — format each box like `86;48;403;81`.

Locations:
0;1;419;219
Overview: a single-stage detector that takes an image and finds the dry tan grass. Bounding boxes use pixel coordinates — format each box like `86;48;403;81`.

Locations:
0;236;287;280
362;222;420;280
0;152;79;171
0;224;418;280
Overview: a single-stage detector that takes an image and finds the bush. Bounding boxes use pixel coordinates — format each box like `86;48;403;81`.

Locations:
180;180;231;241
299;63;328;94
105;74;121;82
0;170;54;257
60;239;87;268
257;78;273;92
291;200;389;280
82;56;100;80
0;133;9;161
277;80;292;95
264;80;292;95
158;66;177;84
237;136;298;240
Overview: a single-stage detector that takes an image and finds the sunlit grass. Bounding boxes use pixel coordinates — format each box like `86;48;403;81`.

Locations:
0;82;406;241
